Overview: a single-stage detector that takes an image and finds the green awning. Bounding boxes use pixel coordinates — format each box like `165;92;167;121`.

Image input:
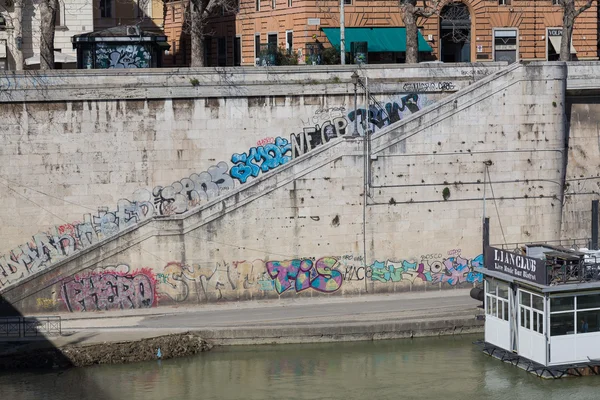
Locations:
322;27;433;53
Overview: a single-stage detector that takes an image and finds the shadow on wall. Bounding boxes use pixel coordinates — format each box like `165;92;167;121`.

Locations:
0;296;116;398
0;295;74;370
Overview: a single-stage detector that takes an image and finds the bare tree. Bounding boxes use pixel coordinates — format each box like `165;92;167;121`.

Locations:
558;0;594;61
187;0;238;67
38;0;58;69
400;0;440;64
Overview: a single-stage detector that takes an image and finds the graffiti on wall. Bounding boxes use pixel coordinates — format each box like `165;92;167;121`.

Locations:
290;118;348;159
0;93;431;291
156;261;235;302
157;257;344;302
265;257;343;294
48;250;480;312
0;162;238;289
230;137;292;184
95;43;152;69
152;161;235;215
292;94;430;158
342;252;483;285
61;267;156;312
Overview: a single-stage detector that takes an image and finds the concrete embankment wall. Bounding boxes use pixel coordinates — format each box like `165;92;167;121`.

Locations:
559;62;600;241
0;62;571;314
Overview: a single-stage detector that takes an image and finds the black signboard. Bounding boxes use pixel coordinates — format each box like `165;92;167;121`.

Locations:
484;246;547;285
548;29;562;37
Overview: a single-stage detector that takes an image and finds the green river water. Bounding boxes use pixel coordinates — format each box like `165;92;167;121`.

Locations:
1;334;599;400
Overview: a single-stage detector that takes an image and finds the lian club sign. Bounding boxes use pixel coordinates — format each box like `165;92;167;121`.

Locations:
484;246;546;285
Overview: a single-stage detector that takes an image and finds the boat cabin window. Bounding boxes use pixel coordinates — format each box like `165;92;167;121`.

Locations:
519;290;544;334
485;280;509;321
549;293;600;335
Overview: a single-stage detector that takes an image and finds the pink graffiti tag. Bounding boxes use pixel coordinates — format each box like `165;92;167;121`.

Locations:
61;268;157;312
266;257;343;294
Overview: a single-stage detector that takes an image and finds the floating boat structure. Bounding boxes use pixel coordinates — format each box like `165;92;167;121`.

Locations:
477;241;600;379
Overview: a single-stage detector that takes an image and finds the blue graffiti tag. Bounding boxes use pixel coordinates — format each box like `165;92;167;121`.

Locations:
230;137;292;183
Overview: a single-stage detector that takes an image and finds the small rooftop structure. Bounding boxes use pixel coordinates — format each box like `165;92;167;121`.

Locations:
72;26;169;69
478;242;600;371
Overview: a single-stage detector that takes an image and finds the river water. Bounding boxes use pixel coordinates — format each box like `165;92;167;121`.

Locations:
2;334;599;400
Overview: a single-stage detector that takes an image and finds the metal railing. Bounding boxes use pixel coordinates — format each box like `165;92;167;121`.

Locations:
494;238;594;252
0;316;61;337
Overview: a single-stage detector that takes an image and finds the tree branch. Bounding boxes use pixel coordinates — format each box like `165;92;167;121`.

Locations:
574;0;594;18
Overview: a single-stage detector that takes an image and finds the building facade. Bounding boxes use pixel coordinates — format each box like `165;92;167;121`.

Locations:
0;0;94;70
164;0;598;67
93;0;165;32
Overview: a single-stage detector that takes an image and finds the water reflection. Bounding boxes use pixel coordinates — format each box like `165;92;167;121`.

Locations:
2;335;600;400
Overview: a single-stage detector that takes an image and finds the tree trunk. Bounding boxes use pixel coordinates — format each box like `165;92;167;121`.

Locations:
39;0;58;70
190;3;205;67
560;1;576;61
403;5;419;64
13;0;23;70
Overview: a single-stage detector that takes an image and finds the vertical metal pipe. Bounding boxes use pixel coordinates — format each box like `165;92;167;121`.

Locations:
353;81;358;136
483;217;490;252
592;200;599;250
340;0;345;65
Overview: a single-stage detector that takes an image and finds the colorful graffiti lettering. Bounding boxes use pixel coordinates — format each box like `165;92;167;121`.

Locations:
230;137;292;183
342;253;483;285
265;257;343;294
0;93;431;292
61;268;156;312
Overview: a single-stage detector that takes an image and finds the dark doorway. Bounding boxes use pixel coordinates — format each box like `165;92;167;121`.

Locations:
440;2;471;62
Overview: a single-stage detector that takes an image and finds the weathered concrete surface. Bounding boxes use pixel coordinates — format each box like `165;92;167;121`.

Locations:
0;63;507;102
0;62;575;315
58;289;483;345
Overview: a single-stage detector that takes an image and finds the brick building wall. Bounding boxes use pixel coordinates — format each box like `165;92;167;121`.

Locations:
164;0;598;66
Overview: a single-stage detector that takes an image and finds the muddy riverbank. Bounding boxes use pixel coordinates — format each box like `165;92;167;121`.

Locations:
0;332;211;370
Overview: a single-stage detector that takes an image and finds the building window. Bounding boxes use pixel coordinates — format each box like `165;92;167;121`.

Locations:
493;29;518;63
267;33;277;56
255;33;260;65
272;0;275;9
234;36;241;66
256;0;260;11
54;0;63;26
485;280;509;321
552;0;559;4
286;30;293;54
217;37;226;66
288;0;291;6
100;0;112;18
498;0;511;4
344;0;351;4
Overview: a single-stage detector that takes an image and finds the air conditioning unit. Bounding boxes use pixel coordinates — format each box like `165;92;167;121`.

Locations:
126;26;140;36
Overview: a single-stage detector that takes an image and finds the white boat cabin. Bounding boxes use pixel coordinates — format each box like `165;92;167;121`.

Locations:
480;244;600;366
